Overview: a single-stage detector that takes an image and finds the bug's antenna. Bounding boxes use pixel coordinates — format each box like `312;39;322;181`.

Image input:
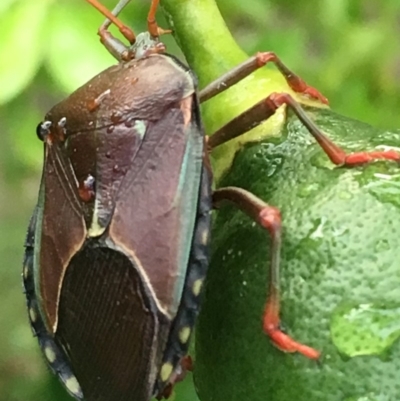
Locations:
85;0;136;44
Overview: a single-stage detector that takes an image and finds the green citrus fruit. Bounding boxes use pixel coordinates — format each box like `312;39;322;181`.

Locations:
194;107;400;401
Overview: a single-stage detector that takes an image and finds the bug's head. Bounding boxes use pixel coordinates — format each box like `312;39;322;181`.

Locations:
86;0;170;62
130;31;166;60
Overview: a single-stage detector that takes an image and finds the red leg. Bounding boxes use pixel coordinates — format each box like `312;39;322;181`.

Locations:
147;0;172;37
200;52;328;105
86;0;171;60
260;206;320;359
256;52;328;104
266;93;400;166
85;0;136;43
213;187;320;360
208;92;400;166
85;0;136;60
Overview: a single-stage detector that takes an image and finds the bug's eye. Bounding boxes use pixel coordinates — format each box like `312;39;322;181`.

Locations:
36;121;52;141
35;122;44;141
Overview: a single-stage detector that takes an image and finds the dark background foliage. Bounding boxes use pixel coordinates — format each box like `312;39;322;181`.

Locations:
1;1;399;400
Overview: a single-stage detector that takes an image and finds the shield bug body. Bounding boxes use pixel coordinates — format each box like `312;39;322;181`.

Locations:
24;28;211;401
23;1;400;401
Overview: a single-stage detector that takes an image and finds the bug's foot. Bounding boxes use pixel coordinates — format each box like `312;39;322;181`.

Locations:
255;52;329;105
265;93;400;167
263;300;320;360
340;150;400;166
298;85;329;105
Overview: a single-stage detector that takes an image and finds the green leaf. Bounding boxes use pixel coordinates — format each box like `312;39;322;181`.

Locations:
0;0;52;104
46;1;115;94
196;109;400;401
6;97;43;171
0;0;18;16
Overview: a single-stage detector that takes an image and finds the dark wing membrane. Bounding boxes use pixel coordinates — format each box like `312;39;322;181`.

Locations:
25;206;84;399
55;245;160;401
38;141;86;331
109;98;204;319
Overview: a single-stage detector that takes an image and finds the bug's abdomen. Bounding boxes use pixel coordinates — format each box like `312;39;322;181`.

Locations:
55;245;164;401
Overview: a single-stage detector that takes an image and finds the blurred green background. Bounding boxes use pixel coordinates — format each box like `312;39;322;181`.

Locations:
1;0;400;400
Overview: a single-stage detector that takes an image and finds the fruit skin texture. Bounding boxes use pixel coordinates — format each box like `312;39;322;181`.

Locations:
194;107;400;401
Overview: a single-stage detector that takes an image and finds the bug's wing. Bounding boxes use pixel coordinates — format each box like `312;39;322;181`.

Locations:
110;97;204;319
36;140;87;331
24;204;85;399
34;55;203;401
52;105;203;401
56;245;159;401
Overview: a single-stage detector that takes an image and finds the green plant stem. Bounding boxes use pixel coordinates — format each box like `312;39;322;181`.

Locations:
160;0;325;181
161;0;247;89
